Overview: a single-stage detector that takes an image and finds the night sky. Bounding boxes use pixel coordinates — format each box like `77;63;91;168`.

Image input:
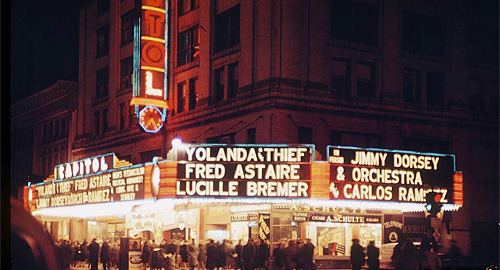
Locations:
10;0;79;103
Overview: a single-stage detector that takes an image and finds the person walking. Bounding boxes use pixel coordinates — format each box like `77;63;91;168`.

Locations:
273;242;286;270
419;238;441;270
217;240;228;270
395;239;418;270
100;240;111;270
188;239;199;270
366;241;380;270
242;238;255;270
301;239;315;270
285;240;297;270
255;239;269;270
206;239;217;270
142;241;151;270
350;239;365;270
88;238;100;270
234;240;244;270
198;240;207;270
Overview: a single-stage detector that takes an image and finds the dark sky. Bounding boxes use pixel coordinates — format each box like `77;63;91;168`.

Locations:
10;0;79;103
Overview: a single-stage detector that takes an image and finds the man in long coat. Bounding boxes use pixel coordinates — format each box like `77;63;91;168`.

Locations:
88;238;100;270
242;238;255;270
301;239;315;270
100;240;111;270
350;239;365;270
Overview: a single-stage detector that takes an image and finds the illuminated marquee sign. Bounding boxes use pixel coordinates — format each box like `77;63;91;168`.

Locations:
130;0;168;132
328;146;457;204
295;213;382;224
32;155;145;210
54;153;116;180
175;145;314;198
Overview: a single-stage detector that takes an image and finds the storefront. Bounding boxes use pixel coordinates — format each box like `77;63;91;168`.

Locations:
24;144;463;268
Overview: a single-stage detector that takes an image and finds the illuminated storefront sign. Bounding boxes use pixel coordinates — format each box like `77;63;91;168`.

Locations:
175;145;313;198
130;0;168;132
293;212;382;224
328;146;456;204
32;154;145;210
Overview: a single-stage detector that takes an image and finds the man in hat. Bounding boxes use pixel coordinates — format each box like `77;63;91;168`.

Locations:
350;239;365;270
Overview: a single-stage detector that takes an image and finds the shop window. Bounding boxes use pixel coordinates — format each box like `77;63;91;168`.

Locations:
356;62;376;98
402;12;446;56
120;57;133;90
96;0;110;16
246;128;256;144
177;27;199;66
331;59;351;95
214;5;240;52
228;62;239;98
188;77;198;110
177;81;186;113
403;69;422;104
331;0;378;46
426;71;445;107
140;149;162;163
96;67;109;98
178;0;199;16
298;127;313;144
121;11;134;46
214;67;224;102
96;24;109;58
468;77;485;112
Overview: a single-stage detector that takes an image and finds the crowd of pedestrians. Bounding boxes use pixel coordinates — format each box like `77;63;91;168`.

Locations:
139;238;315;270
54;238;120;270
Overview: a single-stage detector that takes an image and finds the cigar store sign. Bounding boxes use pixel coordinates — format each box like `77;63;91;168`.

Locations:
32;154;145;209
328;146;456;204
176;145;313;198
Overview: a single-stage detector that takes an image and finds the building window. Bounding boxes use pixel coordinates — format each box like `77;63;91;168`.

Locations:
61;118;67;137
402;12;446;56
298;127;313;144
94;111;101;137
55;120;60;140
426;71;445;107
207;133;235;144
331;59;351;95
228;62;239;98
96;0;110;16
140;149;162;163
120;57;133;90
467;2;499;63
214;4;240;52
331;130;380;148
468;77;485;112
102;109;108;134
189;77;198;110
119;103;126;130
177;81;186;113
403;69;422;104
178;0;199;16
96;67;109;98
214;67;224;102
96;25;109;58
402;137;450;153
178;27;199;66
331;0;378;46
356;62;376;98
247;128;256;144
121;11;134;46
48;122;53;142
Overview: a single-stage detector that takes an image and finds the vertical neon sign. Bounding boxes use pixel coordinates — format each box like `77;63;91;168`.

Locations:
131;0;169;133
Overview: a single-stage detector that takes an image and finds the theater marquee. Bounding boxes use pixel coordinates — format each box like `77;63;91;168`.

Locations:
30;154;145;210
328;146;457;204
175;145;314;198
